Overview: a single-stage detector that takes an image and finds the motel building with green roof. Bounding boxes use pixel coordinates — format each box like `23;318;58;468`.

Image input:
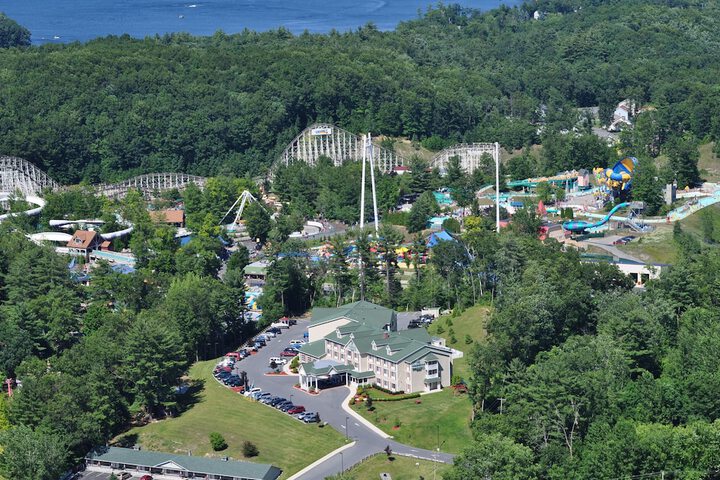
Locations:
84;446;281;480
298;301;454;393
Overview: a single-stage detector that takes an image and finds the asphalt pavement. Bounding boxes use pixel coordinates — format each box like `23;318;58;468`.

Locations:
225;319;454;479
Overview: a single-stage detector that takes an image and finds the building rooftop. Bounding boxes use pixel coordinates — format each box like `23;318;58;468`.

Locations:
298;339;326;359
86;446;281;480
309;301;395;330
67;230;98;250
244;261;269;276
150;209;185;224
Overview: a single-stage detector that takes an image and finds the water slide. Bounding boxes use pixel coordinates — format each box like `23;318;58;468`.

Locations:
594;156;637;191
562;202;631;233
0;193;46;222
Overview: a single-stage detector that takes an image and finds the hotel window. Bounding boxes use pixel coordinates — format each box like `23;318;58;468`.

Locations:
391;383;396;390
383;368;388;376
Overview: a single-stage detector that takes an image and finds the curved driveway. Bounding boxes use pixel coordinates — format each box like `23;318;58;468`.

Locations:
230;319;454;479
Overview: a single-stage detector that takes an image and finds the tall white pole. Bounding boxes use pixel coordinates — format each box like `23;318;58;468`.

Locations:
495;142;501;233
368;133;380;236
360;134;367;230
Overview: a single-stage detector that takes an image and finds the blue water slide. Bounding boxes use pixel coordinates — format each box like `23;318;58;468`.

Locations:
562;202;631;233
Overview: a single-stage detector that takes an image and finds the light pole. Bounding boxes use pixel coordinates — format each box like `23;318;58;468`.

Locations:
340;451;344;472
345;416;349;440
495;141;501;233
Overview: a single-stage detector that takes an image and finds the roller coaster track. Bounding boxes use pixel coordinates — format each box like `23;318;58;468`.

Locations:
278;123;404;173
430;143;500;175
0;156;207;198
95;173;207;198
0;156;59;196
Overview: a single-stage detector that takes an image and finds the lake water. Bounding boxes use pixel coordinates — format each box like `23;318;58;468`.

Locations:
2;0;519;44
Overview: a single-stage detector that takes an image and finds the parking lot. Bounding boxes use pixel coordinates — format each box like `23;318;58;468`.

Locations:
74;472;122;480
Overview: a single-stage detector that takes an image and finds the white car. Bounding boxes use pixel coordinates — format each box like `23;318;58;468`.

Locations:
269;357;287;366
271;322;290;329
244;387;261;397
264;330;276;338
289;339;306;345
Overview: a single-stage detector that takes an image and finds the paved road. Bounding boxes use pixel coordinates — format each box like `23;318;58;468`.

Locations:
226;319;454;479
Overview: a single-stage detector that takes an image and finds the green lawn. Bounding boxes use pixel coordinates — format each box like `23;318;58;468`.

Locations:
618;203;720;264
349;305;491;454
117;360;345;479
352;389;472;454
427;305;490;380
343;453;451;480
698;141;719;182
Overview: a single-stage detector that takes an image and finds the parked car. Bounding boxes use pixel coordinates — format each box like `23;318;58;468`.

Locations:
281;349;298;357
612;235;636;245
276;400;293;409
267;327;282;334
303;412;320;423
244;387;261;397
269;357;287;366
279;403;295;412
140;475;153;480
289;339;306;345
264;330;276;338
118;473;132;480
288;406;305;415
270;397;288;406
271;322;290;329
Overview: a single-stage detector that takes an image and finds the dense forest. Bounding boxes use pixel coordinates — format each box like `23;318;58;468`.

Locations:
0;0;718;184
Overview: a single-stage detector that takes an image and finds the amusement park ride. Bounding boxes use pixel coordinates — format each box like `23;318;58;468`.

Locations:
562;156;649;234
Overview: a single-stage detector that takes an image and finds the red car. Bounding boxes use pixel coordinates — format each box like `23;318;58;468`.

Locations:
140;476;153;480
280;350;298;357
288;405;305;414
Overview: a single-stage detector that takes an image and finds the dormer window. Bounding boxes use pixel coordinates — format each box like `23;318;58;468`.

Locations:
336;329;342;338
371;341;377;351
386;345;393;355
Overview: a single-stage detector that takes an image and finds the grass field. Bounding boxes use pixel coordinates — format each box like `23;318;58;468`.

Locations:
699;142;719;181
618;203;720;264
117;360;345;479
353;388;473;454
349;305;490;454
427;305;489;380
344;453;451;480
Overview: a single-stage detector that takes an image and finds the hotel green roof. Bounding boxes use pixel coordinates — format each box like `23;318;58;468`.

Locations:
86;446;281;480
309;301;395;330
298;339;326;359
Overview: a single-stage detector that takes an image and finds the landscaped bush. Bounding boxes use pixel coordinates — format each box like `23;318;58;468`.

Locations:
242;441;259;457
209;432;227;451
464;334;473;345
374;393;421;402
372;385;405;395
290;356;300;373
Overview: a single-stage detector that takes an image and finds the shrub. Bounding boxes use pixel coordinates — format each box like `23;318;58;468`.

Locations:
209;432;227;451
464;334;473;344
366;396;373;410
451;374;463;386
242;441;259;457
435;325;445;334
446;318;453;327
448;327;455;336
374;393;421;402
450;335;457;344
371;385;406;395
393;417;402;428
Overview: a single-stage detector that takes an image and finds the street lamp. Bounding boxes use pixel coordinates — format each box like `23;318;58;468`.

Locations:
494;141;501;233
345;416;349;440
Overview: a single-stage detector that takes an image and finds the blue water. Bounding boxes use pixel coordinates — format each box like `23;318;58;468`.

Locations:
1;0;519;44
